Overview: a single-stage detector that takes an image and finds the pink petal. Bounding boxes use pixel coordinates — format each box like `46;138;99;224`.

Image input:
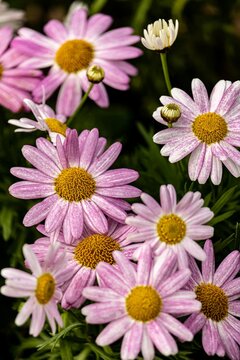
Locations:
44;20;68;42
96;169;139;187
82;301;125;324
23;194;58;227
202;239;215;283
23;244;42;277
15;297;35;326
159;269;191;297
88;142;122;177
92;195;126;222
85;14;113;38
137;245;152;285
160;313;193;341
96;316;133;346
121;322;143;360
68;8;87;37
9;181;55;199
184;312;206;335
202;320;218;355
188;143;206;181
214;251;240;286
45;198;68;232
96;262;130;296
56;75;81;116
147;320;178;356
79;128;99;170
22;145;60;177
191;78;209;113
82;199;108;233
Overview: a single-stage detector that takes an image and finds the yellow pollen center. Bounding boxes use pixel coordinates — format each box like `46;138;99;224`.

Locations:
157;214;186;245
195;283;228;321
192;112;228;144
35;273;55;304
55;167;96;202
45;118;67;136
55;39;94;73
74;234;121;269
126;286;162;322
0;63;3;79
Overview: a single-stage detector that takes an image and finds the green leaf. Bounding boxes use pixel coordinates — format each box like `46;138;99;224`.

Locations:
37;323;84;352
234;222;240;250
214;233;235;253
0;206;16;241
209;210;235;226
211;186;238;215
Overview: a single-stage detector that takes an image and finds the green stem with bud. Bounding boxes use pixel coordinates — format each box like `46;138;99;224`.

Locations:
160;52;172;95
67;83;94;126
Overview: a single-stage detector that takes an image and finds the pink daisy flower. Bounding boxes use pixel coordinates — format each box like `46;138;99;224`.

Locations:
30;219;140;309
153;79;240;185
12;5;142;116
82;245;201;359
126;184;214;268
0;0;24;29
0;243;69;337
8;98;67;144
0;26;42;112
9;128;141;239
184;240;240;360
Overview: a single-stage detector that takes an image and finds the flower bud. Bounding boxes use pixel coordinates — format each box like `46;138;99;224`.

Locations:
160;103;181;127
87;65;105;84
141;19;179;52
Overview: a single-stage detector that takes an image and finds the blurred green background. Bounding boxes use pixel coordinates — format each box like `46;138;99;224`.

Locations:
1;0;240;359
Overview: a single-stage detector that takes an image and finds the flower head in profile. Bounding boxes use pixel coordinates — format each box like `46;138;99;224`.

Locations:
9;128;141;239
0;0;24;29
12;5;142;116
1;244;68;337
0;26;41;112
126;184;214;268
141;19;179;52
185;240;240;360
82;245;201;359
153;79;240;184
30;219;139;309
8;98;67;144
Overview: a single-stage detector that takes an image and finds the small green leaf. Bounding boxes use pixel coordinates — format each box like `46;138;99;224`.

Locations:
0;206;16;241
209;211;235;226
234;222;240;250
211;186;238;215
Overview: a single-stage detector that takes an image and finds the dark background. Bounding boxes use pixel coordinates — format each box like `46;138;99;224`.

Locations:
1;0;240;359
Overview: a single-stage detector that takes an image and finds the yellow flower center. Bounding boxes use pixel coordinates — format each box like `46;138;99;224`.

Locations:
35;273;55;304
55;39;94;73
55;167;96;202
0;63;3;79
195;283;228;321
45;118;67;136
156;214;186;245
74;234;121;269
126;286;162;322
192;112;228;144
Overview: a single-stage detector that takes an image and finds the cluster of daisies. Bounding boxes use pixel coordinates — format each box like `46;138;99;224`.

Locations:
0;2;240;360
0;1;141;115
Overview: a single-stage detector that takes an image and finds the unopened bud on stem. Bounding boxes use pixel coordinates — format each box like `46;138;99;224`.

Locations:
160;103;181;127
87;65;105;84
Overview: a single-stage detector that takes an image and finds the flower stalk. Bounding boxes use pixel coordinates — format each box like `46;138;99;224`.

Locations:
160;52;172;95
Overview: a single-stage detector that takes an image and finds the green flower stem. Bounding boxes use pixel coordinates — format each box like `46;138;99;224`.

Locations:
160;52;172;95
67;83;94;126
